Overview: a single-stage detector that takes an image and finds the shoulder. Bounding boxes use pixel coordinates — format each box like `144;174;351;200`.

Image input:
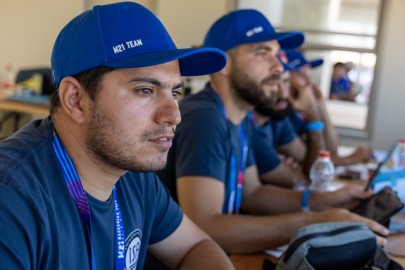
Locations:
0;119;55;188
180;90;222;119
177;93;227;136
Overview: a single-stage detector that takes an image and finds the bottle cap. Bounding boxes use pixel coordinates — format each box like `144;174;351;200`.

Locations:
318;150;331;157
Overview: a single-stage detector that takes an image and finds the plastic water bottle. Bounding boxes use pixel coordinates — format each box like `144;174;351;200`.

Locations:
394;138;405;168
1;63;15;96
309;150;335;191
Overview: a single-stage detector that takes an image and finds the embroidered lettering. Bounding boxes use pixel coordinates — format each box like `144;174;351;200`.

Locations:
126;39;143;49
246;26;264;37
112;44;126;54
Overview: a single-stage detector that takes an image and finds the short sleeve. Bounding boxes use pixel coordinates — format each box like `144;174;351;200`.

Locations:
174;108;229;182
272;119;297;146
251;127;281;175
148;175;183;244
0;184;38;269
288;111;308;136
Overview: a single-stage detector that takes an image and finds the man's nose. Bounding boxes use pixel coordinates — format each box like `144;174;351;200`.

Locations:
155;93;181;126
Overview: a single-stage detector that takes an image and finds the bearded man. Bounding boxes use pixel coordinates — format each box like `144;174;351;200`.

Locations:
158;9;388;257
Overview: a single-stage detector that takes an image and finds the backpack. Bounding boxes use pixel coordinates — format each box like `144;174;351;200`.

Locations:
263;221;403;270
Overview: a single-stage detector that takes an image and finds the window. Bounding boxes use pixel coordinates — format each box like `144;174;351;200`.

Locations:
239;0;383;130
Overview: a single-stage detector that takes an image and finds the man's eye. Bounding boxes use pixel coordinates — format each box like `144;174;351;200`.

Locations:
172;90;184;99
137;88;153;95
256;51;267;57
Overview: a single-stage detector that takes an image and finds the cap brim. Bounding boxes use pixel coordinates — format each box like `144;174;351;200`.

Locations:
282;62;300;72
106;47;227;76
309;59;324;68
277;31;305;50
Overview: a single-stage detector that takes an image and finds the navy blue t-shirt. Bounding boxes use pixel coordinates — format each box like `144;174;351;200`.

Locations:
288;110;308;136
0;118;182;270
251;117;296;175
159;83;255;214
251;124;281;175
270;117;297;147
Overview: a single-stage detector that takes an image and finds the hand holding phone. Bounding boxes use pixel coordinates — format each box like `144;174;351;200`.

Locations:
364;142;398;190
351;186;404;226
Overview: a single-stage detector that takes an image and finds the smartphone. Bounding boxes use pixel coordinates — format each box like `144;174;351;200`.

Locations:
338;170;362;180
351;186;404;226
364;142;397;191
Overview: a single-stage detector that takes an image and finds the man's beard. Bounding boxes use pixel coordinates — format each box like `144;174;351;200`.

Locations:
229;64;290;121
230;64;280;112
86;101;169;172
255;99;293;121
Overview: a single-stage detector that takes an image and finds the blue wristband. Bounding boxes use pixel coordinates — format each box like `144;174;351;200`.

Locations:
306;121;324;132
301;189;312;212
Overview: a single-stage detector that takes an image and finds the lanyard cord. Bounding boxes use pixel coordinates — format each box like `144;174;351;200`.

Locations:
52;131;126;270
209;87;248;214
235;126;247;213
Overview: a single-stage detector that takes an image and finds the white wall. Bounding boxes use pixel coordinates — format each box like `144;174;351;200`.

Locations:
155;0;231;48
0;0;84;72
153;0;233;92
369;0;405;149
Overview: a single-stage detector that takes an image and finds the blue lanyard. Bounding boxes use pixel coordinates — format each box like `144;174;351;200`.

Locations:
210;87;248;214
234;125;247;213
52;131;126;270
247;112;258;127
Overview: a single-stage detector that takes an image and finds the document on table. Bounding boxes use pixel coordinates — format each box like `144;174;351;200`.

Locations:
264;245;288;258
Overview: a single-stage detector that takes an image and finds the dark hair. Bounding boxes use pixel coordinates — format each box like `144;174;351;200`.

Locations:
49;66;115;116
333;62;345;68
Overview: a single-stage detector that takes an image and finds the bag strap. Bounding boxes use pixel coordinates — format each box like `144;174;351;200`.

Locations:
262;258;276;270
370;247;404;270
262;249;404;270
388;260;404;270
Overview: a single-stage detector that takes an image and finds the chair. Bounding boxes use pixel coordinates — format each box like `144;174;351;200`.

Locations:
0;67;55;138
15;67;56;95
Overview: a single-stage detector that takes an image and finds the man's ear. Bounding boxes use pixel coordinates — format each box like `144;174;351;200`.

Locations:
218;53;232;76
57;77;87;124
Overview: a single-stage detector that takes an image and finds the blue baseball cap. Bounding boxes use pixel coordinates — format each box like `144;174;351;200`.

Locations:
285;49;324;69
278;50;299;72
203;9;304;51
51;2;227;86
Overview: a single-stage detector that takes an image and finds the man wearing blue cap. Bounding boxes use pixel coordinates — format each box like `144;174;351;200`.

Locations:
286;49;373;167
159;9;388;254
286;49;334;146
287;49;324;77
0;2;235;269
250;50;324;188
252;49;372;185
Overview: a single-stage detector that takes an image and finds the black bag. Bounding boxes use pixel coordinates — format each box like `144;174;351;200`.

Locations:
263;221;403;270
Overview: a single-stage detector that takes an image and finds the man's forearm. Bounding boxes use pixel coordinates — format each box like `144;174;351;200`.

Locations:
260;163;308;188
179;239;235;270
300;101;326;175
318;101;339;155
195;210;322;254
304;130;325;175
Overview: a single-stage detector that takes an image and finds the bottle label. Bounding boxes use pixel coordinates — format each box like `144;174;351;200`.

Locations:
310;157;335;191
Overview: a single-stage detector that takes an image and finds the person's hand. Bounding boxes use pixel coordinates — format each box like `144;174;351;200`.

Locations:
314;208;389;246
312;184;372;211
290;84;320;120
348;144;373;163
289;71;311;105
311;84;324;101
279;154;302;171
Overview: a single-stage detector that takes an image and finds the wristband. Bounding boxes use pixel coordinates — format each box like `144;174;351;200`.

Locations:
306;121;324;132
301;189;312;212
